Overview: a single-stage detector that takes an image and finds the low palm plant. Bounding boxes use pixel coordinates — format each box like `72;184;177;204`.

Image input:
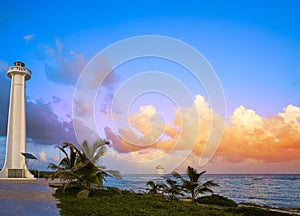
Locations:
146;181;164;194
163;179;183;199
172;166;218;202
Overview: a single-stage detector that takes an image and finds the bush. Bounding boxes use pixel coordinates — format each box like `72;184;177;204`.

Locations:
55;184;83;196
196;194;238;207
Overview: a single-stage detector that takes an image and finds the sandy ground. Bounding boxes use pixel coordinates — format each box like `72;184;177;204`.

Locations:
0;178;60;216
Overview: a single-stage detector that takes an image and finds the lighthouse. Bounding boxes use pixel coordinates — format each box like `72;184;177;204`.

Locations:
0;62;34;178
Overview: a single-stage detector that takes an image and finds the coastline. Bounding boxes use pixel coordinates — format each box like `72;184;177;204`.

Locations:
238;203;300;215
104;173;300;209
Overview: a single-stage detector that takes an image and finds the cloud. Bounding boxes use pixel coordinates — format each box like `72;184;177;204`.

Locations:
90;57;120;115
37;38;88;85
23;34;35;41
0;63;77;146
35;39;120;116
105;95;213;154
72;118;100;144
39;151;48;162
0;64;10;136
105;94;300;164
73;97;93;117
26;100;77;145
45;50;87;85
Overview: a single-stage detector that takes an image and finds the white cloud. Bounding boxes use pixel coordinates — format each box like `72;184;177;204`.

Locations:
23;34;35;41
39;151;48;162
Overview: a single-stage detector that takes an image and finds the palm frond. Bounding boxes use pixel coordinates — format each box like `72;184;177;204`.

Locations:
147;181;155;187
196;187;214;195
80;140;90;158
93;145;106;163
202;180;219;188
48;163;60;170
106;169;122;179
57;146;69;163
63;142;85;161
172;172;184;181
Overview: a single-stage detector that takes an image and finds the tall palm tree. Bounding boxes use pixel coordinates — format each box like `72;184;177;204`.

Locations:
172;166;218;202
48;141;121;197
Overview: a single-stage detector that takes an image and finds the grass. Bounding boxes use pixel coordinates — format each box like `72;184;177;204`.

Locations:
54;188;291;216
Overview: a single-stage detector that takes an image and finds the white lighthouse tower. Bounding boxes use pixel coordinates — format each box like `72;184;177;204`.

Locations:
0;61;34;179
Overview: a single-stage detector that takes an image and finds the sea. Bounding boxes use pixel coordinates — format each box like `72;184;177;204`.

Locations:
104;174;300;208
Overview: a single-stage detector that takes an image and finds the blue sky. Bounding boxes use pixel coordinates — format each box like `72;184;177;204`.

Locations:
0;0;299;173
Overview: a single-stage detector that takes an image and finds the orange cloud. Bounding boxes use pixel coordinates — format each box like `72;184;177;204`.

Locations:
104;95;300;164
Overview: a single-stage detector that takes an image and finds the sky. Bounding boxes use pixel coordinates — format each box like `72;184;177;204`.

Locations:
0;0;299;174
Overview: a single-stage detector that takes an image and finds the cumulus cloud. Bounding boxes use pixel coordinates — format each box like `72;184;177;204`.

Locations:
39;37;120;97
36;39;120;117
219;105;300;163
105;94;300;164
37;38;88;85
39;151;48;162
105;95;212;154
26;100;77;145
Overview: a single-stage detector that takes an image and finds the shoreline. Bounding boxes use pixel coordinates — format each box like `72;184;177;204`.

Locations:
238;202;300;215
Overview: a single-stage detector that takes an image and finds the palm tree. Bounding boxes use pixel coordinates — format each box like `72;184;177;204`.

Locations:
146;181;164;194
80;139;109;164
48;141;121;197
163;179;183;199
80;139;121;180
48;142;86;182
172;166;218;202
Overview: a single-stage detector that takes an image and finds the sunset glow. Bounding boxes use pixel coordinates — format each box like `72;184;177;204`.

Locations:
0;1;299;174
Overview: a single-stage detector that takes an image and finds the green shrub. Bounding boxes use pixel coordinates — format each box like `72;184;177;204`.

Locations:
196;194;238;207
229;206;290;216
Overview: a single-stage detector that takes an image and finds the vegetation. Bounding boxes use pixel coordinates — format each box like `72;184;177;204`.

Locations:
163;179;183;199
146;166;218;201
196;194;238;207
146;181;164;194
48;140;121;197
172;166;219;201
54;189;291;216
30;170;53;178
48;151;290;216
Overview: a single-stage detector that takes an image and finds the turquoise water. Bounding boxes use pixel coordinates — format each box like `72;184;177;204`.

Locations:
104;174;300;208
